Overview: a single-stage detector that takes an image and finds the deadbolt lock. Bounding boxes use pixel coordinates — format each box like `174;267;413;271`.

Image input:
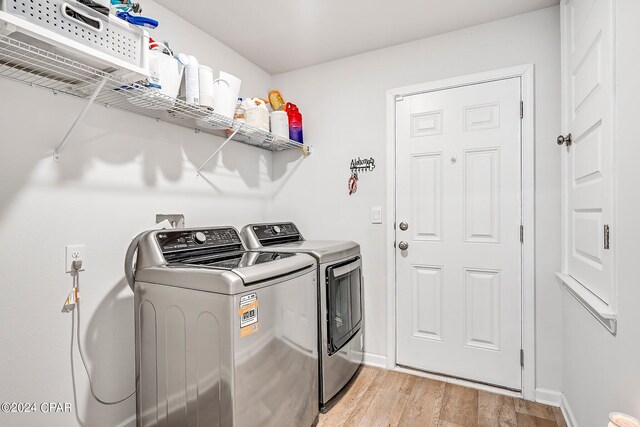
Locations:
398;241;409;250
399;222;409;231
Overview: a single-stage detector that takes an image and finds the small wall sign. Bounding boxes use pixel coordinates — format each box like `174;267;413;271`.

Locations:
350;157;376;173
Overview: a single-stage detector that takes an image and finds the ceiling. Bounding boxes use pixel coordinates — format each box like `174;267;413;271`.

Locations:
155;0;559;75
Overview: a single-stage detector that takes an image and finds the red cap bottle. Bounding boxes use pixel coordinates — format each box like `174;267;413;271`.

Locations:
285;102;303;143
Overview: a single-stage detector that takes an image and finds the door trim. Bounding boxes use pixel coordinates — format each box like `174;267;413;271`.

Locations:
385;64;536;400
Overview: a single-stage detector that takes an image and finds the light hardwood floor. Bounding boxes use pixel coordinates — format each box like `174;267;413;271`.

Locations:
318;366;567;427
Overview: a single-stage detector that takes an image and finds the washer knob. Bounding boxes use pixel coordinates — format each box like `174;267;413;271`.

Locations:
193;232;207;244
272;225;282;234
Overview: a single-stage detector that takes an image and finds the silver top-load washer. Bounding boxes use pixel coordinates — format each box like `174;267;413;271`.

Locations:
132;226;319;427
241;222;364;410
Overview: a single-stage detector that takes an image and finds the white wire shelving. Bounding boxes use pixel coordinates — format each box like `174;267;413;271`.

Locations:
0;33;310;161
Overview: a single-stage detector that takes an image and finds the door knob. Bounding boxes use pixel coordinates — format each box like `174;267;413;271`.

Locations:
399;222;409;231
557;133;572;146
398;241;409;250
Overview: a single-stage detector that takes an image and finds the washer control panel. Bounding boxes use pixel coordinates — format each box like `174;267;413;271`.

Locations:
157;227;242;253
251;223;302;245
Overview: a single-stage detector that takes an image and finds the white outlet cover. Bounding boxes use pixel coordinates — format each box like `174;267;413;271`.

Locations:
65;244;85;273
371;207;382;224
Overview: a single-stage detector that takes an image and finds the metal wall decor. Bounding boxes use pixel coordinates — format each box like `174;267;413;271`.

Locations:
348;157;375;195
350;157;376;173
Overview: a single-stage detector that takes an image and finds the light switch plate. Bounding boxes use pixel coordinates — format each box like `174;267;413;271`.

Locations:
371;207;382;224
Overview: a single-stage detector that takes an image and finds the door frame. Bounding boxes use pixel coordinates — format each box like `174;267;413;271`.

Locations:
385;64;536;400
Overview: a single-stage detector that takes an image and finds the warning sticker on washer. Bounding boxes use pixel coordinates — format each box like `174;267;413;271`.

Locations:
239;293;259;337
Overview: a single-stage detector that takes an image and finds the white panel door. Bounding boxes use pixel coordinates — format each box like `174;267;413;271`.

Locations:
561;0;614;304
395;78;522;390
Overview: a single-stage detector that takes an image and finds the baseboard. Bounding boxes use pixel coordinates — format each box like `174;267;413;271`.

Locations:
535;388;562;407
561;394;579;427
116;414;136;427
363;352;387;368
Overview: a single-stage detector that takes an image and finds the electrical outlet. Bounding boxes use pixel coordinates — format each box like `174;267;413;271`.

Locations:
65;244;85;273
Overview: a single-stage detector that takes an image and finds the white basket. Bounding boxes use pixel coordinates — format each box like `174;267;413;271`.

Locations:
0;0;148;80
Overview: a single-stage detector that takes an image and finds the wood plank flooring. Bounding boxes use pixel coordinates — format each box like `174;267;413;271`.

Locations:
318;366;566;427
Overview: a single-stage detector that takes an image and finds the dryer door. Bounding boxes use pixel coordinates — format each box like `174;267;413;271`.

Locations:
326;257;362;355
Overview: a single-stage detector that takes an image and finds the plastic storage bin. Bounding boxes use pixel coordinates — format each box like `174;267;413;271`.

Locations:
0;0;148;80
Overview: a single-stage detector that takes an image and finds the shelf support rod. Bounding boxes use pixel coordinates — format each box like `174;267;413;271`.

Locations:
196;125;242;175
53;77;108;161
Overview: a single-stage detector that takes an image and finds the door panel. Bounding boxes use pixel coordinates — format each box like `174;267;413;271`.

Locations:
411;153;443;241
464;268;501;351
464;148;500;243
562;0;614;304
412;265;443;341
396;78;522;390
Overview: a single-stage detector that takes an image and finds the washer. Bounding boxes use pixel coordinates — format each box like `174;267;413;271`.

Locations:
131;226;319;427
241;222;364;410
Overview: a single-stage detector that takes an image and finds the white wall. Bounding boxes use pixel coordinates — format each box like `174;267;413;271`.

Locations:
561;1;640;425
0;2;274;426
269;6;563;393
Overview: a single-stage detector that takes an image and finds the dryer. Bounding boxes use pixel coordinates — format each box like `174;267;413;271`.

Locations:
241;222;364;410
131;226;319;427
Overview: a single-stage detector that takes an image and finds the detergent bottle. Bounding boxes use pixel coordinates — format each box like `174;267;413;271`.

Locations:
285;103;303;143
244;98;270;131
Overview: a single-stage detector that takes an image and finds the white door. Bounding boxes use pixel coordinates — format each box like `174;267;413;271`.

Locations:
561;0;615;305
395;78;522;390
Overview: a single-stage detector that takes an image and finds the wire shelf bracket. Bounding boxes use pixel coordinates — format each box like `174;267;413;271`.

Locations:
196;124;243;176
53;77;107;161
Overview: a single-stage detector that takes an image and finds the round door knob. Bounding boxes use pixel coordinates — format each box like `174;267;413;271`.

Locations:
193;232;207;244
398;241;409;250
399;222;409;231
557;133;572;146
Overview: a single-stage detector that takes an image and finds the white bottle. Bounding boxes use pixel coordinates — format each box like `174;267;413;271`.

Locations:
244;98;269;131
183;55;200;105
270;111;289;137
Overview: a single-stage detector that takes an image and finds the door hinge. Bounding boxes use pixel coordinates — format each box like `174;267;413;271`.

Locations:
393;241;397;248
604;224;610;249
395;95;404;102
520;349;524;367
393;221;396;230
520;225;524;244
520;101;524;119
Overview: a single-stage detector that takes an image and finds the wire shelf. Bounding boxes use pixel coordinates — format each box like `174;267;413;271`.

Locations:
0;34;307;153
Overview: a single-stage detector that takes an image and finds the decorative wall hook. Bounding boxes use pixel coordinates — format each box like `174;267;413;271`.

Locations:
350;157;376;173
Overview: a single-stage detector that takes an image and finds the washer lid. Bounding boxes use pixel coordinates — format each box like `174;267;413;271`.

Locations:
133;226;316;294
241;223;360;263
136;251;316;294
252;240;360;264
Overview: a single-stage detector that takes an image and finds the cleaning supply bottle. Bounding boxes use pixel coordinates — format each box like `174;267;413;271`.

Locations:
234;98;246;124
285;102;303;143
182;55;199;105
226;98;246;137
268;90;286;111
244;98;270;131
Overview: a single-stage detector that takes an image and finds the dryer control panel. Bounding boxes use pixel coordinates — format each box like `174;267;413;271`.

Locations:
157;227;243;254
250;223;303;246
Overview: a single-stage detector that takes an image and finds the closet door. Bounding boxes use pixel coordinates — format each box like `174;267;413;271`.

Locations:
560;0;615;309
